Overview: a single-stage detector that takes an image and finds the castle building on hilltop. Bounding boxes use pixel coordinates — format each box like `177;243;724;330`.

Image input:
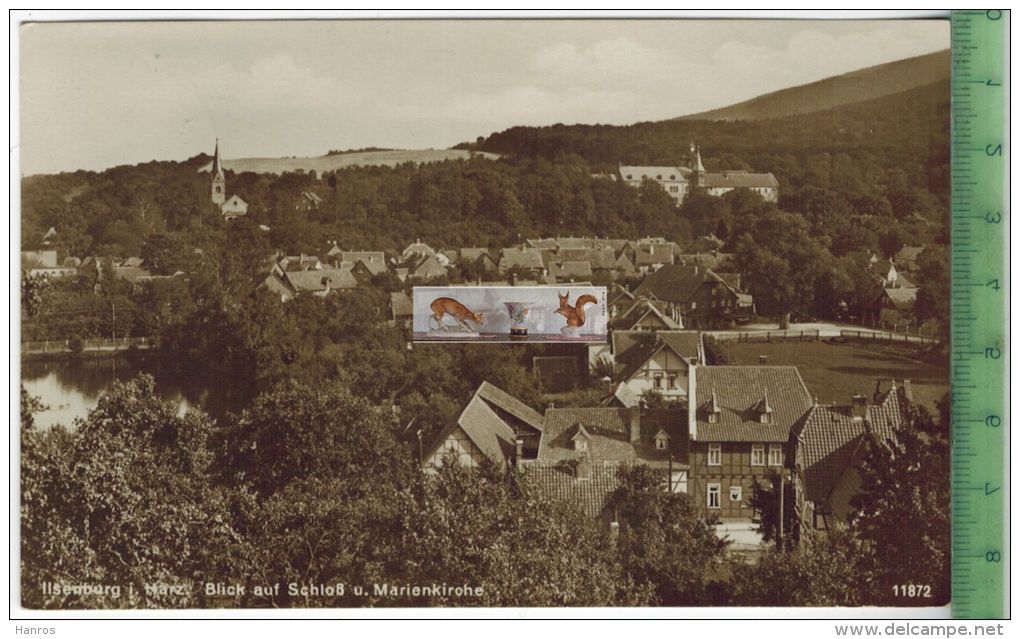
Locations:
619;144;778;206
210;139;248;221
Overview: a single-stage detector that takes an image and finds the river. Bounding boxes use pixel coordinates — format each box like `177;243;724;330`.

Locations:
20;356;255;429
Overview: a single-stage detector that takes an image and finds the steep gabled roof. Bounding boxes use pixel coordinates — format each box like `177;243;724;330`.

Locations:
284;269;329;293
634;264;744;304
475;381;544;434
499;247;545;271
693;366;813;442
793;383;912;505
602;382;640;408
424;381;544;468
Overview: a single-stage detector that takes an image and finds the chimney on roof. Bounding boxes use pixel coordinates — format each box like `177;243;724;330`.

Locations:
575;452;593;481
759;355;768;365
851;394;868;421
628;407;641;444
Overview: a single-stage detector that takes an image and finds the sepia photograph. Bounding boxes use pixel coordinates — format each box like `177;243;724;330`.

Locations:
15;13;958;614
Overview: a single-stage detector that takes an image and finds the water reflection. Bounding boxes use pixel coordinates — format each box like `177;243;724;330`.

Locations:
21;356;253;429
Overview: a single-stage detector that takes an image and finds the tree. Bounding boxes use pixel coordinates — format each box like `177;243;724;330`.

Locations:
729;528;863;606
914;245;949;335
734;211;831;328
611;465;729;605
849;406;951;605
140;232;192;275
402;461;645;606
21;375;240;609
21;272;50;317
747;470;798;549
221;380;411;498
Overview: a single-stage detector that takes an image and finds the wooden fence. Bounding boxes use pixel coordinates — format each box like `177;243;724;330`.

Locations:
22;336;152;354
710;330;822;343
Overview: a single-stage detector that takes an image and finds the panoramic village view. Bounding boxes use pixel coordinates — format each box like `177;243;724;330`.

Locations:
19;21;951;609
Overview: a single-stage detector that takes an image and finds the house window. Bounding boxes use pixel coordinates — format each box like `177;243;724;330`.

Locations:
655;437;667;450
769;445;784;466
575;438;588;452
708;412;719;424
730;486;743;502
653;373;663;389
759;412;771;424
707;483;720;509
708;444;721;466
751;444;765;466
667;374;677;390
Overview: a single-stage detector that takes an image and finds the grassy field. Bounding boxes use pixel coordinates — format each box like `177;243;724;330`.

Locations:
723;339;949;413
198;149;500;175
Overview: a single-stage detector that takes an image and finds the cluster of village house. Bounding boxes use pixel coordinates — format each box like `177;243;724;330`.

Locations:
21;143;924;549
423;340;914;548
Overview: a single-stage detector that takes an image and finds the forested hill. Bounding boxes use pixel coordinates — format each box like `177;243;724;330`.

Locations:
469;78;950;197
677;49;950;121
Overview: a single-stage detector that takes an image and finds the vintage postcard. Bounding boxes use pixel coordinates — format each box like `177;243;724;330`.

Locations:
16;15;955;614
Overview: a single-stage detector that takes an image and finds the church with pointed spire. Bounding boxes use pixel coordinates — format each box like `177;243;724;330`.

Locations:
209;139;248;220
618;143;778;205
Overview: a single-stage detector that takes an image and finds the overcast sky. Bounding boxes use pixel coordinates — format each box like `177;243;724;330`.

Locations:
19;19;948;175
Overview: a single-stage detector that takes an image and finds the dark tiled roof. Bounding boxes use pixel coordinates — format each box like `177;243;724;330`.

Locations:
499;247;545;270
284;270;329;292
693;366;813;442
656;331;703;362
634;243;675;266
614;298;681;330
619;166;690;182
633;264;714;303
476;381;545;433
602;382;640;408
612;331;702;383
700;171;778;188
549;260;593;280
524;463;620;519
424;381;544;467
540;408;686;469
882;287;917;311
794;385;911;504
323;267;358;289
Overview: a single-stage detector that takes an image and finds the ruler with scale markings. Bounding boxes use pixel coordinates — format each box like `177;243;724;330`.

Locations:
950;9;1007;620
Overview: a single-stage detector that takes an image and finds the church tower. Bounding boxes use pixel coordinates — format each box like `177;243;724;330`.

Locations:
211;139;226;206
689;143;705;188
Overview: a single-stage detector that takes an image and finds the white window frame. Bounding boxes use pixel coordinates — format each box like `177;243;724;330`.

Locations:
708;444;722;466
707;483;721;509
730;486;743;502
768;444;784;467
751;444;765;467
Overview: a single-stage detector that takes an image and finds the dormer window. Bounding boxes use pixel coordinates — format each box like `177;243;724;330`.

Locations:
653;429;670;450
704;389;721;424
755;391;774;424
571;423;592;452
